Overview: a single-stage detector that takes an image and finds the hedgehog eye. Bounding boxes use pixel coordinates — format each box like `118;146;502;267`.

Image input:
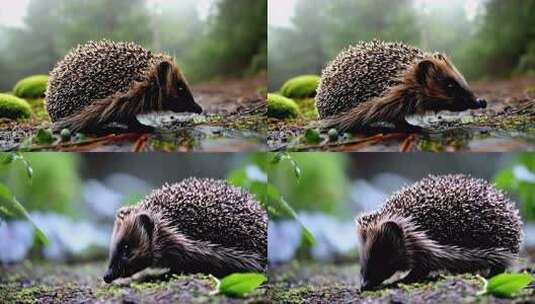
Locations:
122;244;129;254
446;79;456;89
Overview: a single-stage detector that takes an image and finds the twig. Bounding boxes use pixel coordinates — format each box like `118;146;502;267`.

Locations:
22;133;143;151
133;134;149;152
278;133;407;152
400;134;418;152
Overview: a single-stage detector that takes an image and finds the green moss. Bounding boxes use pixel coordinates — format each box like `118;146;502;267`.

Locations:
130;281;169;292
13;75;49;99
27;98;50;122
280;75;320;99
0;285;52;303
268;93;300;119
271;285;316;303
298;98;319;119
0;93;32;119
95;285;123;299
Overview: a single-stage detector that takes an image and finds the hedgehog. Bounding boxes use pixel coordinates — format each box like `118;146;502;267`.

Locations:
316;40;487;131
103;177;267;283
46;40;203;132
356;174;522;290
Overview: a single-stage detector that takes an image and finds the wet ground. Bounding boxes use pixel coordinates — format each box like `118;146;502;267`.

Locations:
0;261;268;304
268;77;535;152
268;259;535;303
0;75;267;152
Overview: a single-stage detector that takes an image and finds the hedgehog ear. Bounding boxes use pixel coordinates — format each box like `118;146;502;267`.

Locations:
416;60;436;85
381;221;404;247
157;61;173;88
136;213;154;239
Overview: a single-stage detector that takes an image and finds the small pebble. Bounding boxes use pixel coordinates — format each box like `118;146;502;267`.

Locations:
74;133;86;142
60;129;71;142
328;128;338;142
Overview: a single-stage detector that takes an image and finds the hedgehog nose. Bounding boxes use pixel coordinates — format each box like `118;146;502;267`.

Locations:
476;98;487;109
103;269;115;283
194;104;203;114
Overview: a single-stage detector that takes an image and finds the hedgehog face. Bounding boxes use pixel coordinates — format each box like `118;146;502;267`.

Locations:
359;221;406;290
415;55;486;113
104;211;154;283
157;61;203;114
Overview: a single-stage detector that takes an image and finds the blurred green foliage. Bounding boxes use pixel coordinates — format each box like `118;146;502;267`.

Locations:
0;94;31;119
268;153;349;215
0;0;266;91
269;0;535;90
0;153;48;245
228;153;315;247
13;75;48;99
0;153;81;216
495;154;535;221
280;75;320;99
460;0;535;79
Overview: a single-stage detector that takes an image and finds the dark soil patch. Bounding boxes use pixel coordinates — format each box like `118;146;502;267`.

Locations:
268;77;535;152
0;75;267;152
0;261;268;304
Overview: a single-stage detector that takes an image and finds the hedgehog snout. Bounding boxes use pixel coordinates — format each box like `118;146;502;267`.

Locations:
476;98;487;109
103;268;116;283
191;102;203;114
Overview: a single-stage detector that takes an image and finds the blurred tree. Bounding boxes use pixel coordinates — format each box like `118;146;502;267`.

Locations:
149;0;203;60
464;0;535;78
188;0;267;81
2;0;64;86
59;0;152;51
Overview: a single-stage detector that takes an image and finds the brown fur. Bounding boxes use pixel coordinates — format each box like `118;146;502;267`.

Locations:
357;213;516;290
53;60;200;132
323;54;480;131
104;206;264;283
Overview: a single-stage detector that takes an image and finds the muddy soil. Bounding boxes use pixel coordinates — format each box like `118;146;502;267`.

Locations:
268;77;535;152
268;261;535;304
0;75;267;152
0;261;268;304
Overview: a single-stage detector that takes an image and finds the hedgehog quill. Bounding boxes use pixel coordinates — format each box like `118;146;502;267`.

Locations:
46;40;203;132
103;178;267;283
316;40;487;131
356;174;522;290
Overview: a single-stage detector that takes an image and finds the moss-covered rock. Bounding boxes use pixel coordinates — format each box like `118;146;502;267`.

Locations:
0;93;32;119
268;93;300;119
280;75;320;99
13;75;49;99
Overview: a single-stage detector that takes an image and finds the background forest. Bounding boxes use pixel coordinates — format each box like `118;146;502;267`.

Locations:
268;0;535;90
0;0;267;91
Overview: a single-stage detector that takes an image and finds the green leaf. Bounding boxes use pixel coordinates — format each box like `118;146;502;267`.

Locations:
482;273;533;298
217;273;267;298
0;183;48;245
